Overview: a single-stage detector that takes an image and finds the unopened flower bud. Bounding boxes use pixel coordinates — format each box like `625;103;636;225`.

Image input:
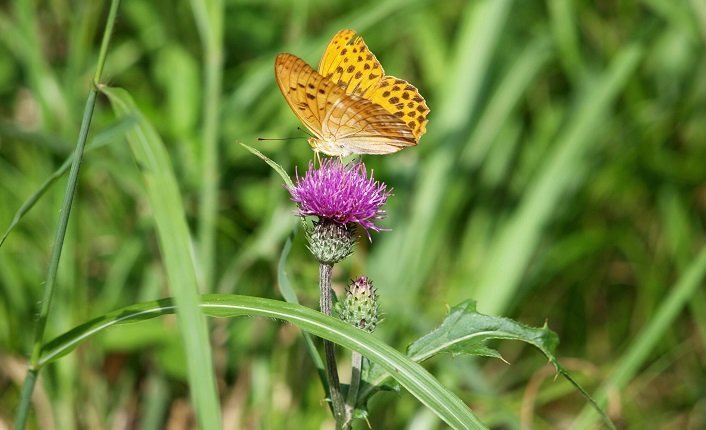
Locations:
340;276;379;333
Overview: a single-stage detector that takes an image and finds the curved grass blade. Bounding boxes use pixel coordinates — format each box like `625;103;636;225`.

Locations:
40;294;488;430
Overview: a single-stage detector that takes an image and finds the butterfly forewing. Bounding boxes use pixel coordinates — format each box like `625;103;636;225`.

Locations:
318;29;356;77
318;30;429;140
318;29;385;98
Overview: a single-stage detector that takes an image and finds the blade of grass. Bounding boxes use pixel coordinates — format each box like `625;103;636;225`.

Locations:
190;0;224;293
102;86;221;429
437;0;513;133
13;1;121;429
239;143;294;188
460;35;552;168
547;0;586;83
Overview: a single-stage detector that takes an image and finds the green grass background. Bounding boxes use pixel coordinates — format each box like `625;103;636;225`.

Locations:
1;0;706;428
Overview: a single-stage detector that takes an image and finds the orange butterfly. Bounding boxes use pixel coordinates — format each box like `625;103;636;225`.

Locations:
275;29;429;157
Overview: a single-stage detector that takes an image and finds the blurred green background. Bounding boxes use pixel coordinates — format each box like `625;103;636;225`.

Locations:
2;0;706;428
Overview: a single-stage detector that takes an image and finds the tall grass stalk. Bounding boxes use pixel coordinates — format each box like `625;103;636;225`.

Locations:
13;1;121;428
102;86;223;429
190;0;224;292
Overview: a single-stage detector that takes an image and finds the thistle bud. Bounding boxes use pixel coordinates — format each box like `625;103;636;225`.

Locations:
306;220;356;264
340;276;379;333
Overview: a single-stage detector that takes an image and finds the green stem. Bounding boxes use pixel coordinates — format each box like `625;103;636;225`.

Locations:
319;263;345;428
14;1;121;428
28;89;96;365
13;370;37;430
344;351;363;428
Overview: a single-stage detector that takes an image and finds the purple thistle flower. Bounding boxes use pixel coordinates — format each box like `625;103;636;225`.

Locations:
289;159;391;232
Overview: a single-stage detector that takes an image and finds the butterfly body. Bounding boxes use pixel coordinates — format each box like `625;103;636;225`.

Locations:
275;30;428;156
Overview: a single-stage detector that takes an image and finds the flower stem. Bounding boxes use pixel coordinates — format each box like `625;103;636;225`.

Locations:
345;351;363;425
319;262;346;427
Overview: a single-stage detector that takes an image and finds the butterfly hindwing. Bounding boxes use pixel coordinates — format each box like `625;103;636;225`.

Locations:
368;76;429;139
323;92;416;154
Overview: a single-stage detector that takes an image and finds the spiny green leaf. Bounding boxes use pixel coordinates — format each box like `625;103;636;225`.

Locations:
358;300;613;429
407;299;559;364
401;300;613;429
356;300;557;419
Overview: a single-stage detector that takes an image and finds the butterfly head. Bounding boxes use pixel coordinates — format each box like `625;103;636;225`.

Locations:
306;137;319;152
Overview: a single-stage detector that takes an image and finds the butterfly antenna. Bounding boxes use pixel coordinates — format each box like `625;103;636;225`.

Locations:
258;128;312;142
297;127;314;138
257;137;304;141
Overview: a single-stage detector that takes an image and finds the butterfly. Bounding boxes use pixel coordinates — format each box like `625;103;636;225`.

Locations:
275;29;429;157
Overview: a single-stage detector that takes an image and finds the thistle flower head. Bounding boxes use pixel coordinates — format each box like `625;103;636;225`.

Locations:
289;159;391;233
